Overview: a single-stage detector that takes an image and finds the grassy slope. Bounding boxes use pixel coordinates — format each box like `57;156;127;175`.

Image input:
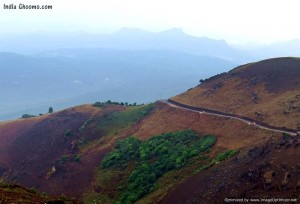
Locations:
84;130;240;204
0;180;80;203
80;103;155;150
132;102;276;150
172;57;300;129
83;101;282;203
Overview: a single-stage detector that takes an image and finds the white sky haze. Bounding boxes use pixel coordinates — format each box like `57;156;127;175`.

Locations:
1;0;300;44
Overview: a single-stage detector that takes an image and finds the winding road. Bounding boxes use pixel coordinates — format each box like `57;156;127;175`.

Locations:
161;99;298;136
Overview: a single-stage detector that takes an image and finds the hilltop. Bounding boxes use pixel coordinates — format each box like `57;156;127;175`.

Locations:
0;102;156;198
172;57;300;130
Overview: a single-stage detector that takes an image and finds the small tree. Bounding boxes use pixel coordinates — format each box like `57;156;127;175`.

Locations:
64;129;72;137
48;107;53;113
21;114;35;119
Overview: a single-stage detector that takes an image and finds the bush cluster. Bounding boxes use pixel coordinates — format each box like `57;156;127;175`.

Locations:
101;130;216;203
93;100;142;107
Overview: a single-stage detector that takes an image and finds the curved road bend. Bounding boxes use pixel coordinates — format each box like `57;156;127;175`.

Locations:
160;99;298;136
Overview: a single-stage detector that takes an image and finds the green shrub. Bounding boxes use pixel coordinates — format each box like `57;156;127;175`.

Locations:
101;130;216;203
28;187;37;194
93;100;144;107
102;136;141;168
64;129;73;137
21;114;36;119
73;155;81;163
59;155;68;164
41;192;48;197
212;149;239;164
96;104;155;137
59;193;68;201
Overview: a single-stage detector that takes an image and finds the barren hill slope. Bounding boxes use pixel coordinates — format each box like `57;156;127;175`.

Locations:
0;57;299;203
0;104;105;197
1;101;284;203
172;57;300;130
0;103;155;198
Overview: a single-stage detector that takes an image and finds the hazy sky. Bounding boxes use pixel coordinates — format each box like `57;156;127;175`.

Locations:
1;0;300;44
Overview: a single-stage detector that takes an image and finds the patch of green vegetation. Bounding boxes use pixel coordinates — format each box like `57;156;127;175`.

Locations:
82;191;112;204
211;149;239;164
41;192;48;197
58;154;81;164
79;117;93;132
194;149;239;174
93;100;144;108
0;180;10;188
136;153;209;204
89;162;136;204
28;187;37;194
97;103;155;136
21;114;36;119
96;169;120;188
80;103;155;151
101;130;216;204
58;193;68;201
0;180;76;203
199;72;227;84
102;137;141;169
59;155;68;164
73;155;81;163
64;129;73;137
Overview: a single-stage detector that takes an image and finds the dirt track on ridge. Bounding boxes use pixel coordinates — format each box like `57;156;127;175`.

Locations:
162;99;298;136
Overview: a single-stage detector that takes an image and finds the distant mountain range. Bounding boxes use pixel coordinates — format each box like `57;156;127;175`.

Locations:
1;28;299;63
0;28;247;62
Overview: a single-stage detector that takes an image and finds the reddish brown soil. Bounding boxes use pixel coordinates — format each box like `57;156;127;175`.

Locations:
132;102;277;150
1;57;299;204
173;57;300;130
0;101;298;203
234;58;300;93
0;117;44;166
0;104;123;198
0;118;41;149
160;134;300;204
126;102;300;203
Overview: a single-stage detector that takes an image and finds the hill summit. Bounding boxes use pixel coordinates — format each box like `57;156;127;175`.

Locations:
172;57;300;130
